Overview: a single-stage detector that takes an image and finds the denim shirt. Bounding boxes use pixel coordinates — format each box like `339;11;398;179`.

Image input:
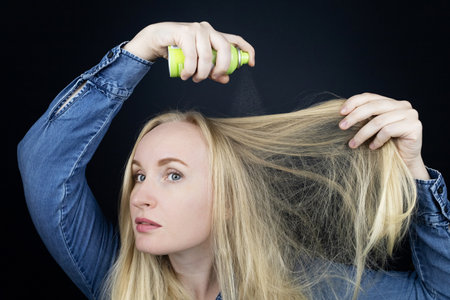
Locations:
17;43;450;300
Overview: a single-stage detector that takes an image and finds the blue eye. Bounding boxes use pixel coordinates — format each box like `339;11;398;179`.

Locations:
135;174;146;182
168;172;182;181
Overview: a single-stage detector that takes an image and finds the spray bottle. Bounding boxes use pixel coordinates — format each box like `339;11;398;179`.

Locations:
168;45;250;77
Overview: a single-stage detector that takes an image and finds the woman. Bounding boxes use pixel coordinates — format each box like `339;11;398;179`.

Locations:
17;21;449;300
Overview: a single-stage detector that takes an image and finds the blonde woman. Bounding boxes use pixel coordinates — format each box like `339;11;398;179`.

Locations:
18;21;449;300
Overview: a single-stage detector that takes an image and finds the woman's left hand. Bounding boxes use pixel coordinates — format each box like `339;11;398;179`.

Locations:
339;92;430;180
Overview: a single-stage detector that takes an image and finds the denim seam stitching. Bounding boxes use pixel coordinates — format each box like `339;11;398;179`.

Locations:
410;228;438;299
47;78;83;120
59;179;95;298
49;81;91;121
90;74;131;101
59;92;120;299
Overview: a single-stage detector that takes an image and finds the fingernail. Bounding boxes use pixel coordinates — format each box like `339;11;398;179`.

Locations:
349;139;357;148
340;107;347;114
340;120;348;129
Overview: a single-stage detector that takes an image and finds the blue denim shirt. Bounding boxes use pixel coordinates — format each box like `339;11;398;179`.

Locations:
17;43;450;300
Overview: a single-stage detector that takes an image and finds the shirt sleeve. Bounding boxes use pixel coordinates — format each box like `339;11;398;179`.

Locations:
17;43;152;300
309;167;450;299
355;167;450;300
358;167;450;299
408;167;450;299
364;167;450;299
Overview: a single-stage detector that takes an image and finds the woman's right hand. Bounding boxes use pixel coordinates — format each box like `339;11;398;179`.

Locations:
123;21;255;84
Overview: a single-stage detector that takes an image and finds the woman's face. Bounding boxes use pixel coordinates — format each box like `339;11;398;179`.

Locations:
130;121;213;255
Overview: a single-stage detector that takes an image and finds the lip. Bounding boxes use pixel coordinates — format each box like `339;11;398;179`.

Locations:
135;217;162;233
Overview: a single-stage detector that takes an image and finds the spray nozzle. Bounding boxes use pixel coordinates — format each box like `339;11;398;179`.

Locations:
239;50;250;67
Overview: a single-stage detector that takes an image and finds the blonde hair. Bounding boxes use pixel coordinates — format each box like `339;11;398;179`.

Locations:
102;99;417;300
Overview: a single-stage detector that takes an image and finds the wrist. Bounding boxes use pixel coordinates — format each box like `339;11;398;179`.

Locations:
123;25;162;62
122;39;154;62
405;157;430;180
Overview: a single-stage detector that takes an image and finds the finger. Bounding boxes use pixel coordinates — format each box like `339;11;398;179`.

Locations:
339;98;405;130
348;110;408;148
192;27;214;82
340;92;392;115
368;118;422;150
209;73;230;84
221;32;256;67
177;35;198;81
209;32;232;79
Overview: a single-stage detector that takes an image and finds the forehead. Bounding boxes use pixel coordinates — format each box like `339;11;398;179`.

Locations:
134;121;209;164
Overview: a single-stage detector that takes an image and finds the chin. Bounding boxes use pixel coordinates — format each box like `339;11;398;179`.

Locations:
134;238;169;255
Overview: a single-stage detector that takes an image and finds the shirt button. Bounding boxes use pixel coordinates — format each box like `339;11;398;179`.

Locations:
107;51;114;59
437;186;444;194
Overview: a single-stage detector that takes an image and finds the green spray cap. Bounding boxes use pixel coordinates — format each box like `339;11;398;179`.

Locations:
240;51;249;65
168;45;249;77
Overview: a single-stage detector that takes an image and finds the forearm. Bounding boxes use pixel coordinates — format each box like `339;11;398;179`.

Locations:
17;43;152;299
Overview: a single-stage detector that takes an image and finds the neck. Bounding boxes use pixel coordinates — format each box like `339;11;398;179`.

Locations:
168;243;219;300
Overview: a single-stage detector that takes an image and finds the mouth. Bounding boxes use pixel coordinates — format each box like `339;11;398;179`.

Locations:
135;218;162;232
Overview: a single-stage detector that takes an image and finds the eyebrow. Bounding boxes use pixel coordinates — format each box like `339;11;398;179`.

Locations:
132;157;188;167
158;157;188;167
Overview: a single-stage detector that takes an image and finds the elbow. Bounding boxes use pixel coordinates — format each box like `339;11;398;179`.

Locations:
17;115;50;178
18;134;38;209
17;133;38;201
17;129;62;221
17;124;49;195
17;130;38;177
17;133;30;176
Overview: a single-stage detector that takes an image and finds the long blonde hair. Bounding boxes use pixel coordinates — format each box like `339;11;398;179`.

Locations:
102;99;417;300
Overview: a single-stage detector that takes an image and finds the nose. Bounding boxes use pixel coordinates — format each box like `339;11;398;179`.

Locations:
130;182;157;209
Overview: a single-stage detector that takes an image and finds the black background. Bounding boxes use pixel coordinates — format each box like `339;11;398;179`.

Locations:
6;0;450;299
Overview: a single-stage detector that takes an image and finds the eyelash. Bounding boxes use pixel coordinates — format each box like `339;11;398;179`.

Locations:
132;169;183;183
134;173;146;183
165;169;183;182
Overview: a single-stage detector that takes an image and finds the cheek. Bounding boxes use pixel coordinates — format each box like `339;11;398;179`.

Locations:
172;190;212;227
129;176;214;255
167;183;213;235
133;193;213;255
